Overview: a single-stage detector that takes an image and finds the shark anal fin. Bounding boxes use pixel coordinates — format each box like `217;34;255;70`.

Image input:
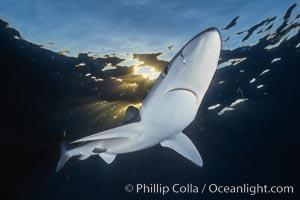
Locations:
160;132;203;167
124;106;141;123
72;122;142;143
78;155;90;160
99;153;116;164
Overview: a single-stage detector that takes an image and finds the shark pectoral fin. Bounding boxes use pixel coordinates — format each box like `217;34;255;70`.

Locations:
99;153;116;164
71;122;142;143
160;132;203;167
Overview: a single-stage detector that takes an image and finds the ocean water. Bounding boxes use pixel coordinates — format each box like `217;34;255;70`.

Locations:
0;2;299;200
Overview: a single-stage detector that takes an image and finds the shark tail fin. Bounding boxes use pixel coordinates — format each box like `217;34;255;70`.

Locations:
56;142;72;173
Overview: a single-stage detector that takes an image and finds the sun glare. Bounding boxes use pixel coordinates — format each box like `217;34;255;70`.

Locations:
133;66;160;80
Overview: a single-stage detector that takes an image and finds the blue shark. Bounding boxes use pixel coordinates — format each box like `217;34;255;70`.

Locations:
56;28;221;172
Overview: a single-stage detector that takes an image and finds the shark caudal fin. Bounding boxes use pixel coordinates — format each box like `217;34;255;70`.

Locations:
56;142;72;173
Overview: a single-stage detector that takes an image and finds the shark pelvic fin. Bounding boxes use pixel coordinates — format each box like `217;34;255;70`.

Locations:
72;122;142;143
99;153;116;164
160;132;203;167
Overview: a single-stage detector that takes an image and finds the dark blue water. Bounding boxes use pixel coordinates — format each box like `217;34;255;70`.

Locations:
0;3;299;200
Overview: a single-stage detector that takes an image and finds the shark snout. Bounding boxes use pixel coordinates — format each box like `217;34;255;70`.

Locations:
193;28;221;45
182;28;221;57
174;28;221;105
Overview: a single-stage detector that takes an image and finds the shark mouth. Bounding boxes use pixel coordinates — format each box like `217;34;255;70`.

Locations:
167;88;198;100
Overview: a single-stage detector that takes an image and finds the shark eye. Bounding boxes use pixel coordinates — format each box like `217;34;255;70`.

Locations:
163;66;169;76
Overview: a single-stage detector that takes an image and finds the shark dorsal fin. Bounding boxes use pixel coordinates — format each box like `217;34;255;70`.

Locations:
124;106;141;123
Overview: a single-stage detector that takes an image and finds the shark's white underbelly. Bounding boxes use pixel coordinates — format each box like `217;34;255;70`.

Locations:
141;89;198;133
106;90;199;154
